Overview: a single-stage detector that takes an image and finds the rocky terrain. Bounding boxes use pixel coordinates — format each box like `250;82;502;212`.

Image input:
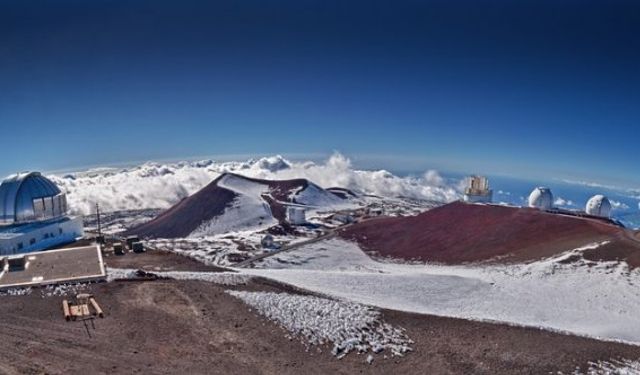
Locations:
340;201;640;266
1;248;639;375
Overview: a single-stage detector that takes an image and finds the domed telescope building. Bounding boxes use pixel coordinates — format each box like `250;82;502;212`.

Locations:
528;187;554;210
463;176;493;204
585;194;612;218
0;172;83;256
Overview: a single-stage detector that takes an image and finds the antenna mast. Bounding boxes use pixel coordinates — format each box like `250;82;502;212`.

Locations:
96;203;102;239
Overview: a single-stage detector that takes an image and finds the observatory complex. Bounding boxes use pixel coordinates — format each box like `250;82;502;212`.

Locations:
526;186;613;220
0;172;83;256
462;177;616;223
463;176;493;203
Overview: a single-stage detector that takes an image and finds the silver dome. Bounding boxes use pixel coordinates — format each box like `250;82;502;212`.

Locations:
586;195;612;218
528;187;554;210
0;172;67;225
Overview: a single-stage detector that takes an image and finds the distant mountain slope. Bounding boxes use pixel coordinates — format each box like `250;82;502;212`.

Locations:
127;173;348;238
340;201;640;266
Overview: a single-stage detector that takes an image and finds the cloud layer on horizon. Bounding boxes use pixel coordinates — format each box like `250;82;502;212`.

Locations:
51;152;462;215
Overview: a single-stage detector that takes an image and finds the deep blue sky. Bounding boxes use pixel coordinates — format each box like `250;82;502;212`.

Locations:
1;0;639;187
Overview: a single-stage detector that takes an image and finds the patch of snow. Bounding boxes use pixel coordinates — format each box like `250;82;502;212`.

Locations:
0;287;32;296
147;230;314;266
577;359;640;375
106;267;140;281
366;354;374;364
189;194;276;237
159;270;252;285
41;283;90;297
293;182;345;207
107;268;252;285
217;173;270;198
239;239;640;346
226;290;413;358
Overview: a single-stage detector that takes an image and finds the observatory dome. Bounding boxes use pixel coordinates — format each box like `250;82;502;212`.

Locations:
528;187;554;210
0;172;68;225
585;195;612;218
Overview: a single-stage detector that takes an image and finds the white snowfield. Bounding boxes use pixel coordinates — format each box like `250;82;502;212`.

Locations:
190;194;275;237
226;290;413;358
239;239;640;346
292;182;345;207
217;173;271;198
191;174;278;237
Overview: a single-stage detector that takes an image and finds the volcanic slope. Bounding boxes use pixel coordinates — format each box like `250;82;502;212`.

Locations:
128;173;346;238
340;201;640;266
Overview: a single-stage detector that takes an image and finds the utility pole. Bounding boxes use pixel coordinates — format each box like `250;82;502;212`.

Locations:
96;203;102;239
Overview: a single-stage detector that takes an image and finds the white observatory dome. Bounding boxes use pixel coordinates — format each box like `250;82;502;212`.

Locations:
528;187;554;210
585;195;612;218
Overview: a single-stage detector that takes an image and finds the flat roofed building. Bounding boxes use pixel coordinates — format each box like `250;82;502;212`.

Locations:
0;245;105;290
287;206;306;225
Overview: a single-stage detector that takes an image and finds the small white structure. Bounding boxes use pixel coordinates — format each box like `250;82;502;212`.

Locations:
528;187;554;210
463;176;493;203
586;195;612;218
287;207;306;225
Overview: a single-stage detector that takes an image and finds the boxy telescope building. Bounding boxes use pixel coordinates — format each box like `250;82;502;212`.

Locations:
463;176;493;203
0;172;83;256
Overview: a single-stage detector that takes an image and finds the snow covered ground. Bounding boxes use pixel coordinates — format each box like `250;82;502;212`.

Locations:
237;238;640;345
577;359;640;375
146;229;316;266
226;290;412;359
190;194;276;237
1;283;91;298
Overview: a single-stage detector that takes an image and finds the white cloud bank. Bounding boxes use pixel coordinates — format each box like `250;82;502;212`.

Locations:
554;197;575;207
610;200;630;211
50;153;462;215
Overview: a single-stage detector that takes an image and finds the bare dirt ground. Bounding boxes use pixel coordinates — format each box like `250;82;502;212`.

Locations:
340;202;639;266
53;238;229;272
102;247;229;273
1;256;639;375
